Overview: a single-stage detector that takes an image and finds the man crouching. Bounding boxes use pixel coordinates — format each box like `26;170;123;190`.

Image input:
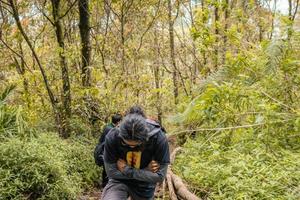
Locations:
101;114;170;200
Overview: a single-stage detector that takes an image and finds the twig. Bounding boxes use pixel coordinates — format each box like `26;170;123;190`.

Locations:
261;90;295;112
136;0;161;52
59;0;77;19
170;119;292;136
34;0;55;26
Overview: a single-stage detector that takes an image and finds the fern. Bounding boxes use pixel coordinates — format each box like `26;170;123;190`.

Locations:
264;40;287;73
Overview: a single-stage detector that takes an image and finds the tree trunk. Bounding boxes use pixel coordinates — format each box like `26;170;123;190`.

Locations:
120;1;126;75
13;55;29;106
8;0;66;137
79;0;92;87
222;0;229;66
201;0;207;70
287;0;299;40
168;0;179;105
187;0;199;93
51;0;71;138
214;1;219;70
154;25;163;124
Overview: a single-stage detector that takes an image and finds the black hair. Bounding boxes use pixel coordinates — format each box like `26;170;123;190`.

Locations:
119;114;148;142
126;105;146;118
112;113;122;125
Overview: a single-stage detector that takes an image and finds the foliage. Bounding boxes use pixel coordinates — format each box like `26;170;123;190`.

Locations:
174;134;300;199
0;85;33;140
0;0;300;199
172;38;300;199
0;133;100;200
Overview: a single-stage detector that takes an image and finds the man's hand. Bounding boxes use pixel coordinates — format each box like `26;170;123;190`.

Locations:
147;160;160;173
117;159;127;173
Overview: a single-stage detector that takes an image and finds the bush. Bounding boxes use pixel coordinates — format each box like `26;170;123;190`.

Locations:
0;85;33;140
172;40;300;199
0;133;100;200
173;134;300;199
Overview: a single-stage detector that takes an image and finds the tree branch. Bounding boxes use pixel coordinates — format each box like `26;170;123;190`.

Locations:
170;119;292;136
59;0;77;19
34;0;55;26
136;0;161;52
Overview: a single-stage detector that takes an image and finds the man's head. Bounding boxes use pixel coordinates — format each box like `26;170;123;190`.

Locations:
112;113;122;125
119;114;149;148
126;105;146;118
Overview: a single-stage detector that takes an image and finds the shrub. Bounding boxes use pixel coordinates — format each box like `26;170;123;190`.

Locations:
173;134;300;199
172;40;300;199
0;133;100;200
0;85;33;140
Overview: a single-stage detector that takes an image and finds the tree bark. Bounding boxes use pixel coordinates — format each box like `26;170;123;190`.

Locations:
166;170;178;200
201;0;207;70
287;0;299;40
188;0;199;87
168;0;179;105
154;25;163;124
214;1;219;70
222;0;229;66
79;0;92;87
51;0;71;138
170;170;201;200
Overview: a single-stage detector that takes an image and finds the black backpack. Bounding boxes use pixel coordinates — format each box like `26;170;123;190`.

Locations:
94;124;114;166
94;142;105;166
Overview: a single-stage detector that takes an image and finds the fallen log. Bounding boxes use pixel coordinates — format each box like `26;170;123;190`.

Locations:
168;146;201;200
170;170;201;200
170;147;182;163
166;169;178;200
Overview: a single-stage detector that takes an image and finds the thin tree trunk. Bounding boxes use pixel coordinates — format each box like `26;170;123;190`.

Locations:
79;0;92;87
100;0;111;76
14;42;30;107
269;2;275;40
8;0;66;137
222;0;229;65
214;1;219;70
288;0;293;40
51;0;71;138
287;0;299;40
154;25;162;124
120;0;126;74
13;55;29;106
201;0;207;69
168;0;179;105
188;0;198;87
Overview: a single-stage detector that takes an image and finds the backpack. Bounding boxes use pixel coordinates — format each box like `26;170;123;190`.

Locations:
94;142;105;166
94;124;114;167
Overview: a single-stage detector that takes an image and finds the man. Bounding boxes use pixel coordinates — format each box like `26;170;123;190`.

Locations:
101;114;170;200
126;105;146;118
94;113;122;188
99;113;123;145
126;105;166;133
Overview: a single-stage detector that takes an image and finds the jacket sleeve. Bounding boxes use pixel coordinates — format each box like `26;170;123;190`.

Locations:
104;162;132;180
122;164;168;184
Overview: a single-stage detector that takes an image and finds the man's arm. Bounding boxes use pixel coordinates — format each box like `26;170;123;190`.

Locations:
122;163;168;184
104;162;132;180
103;129;131;180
